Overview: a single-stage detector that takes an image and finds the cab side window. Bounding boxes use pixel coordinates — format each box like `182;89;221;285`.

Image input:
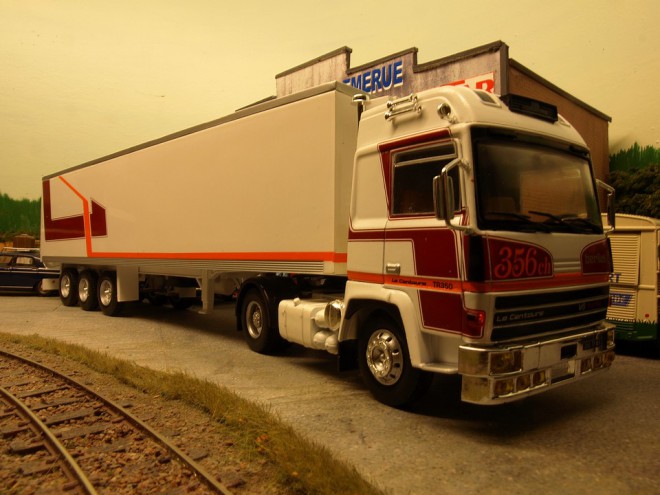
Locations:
392;142;459;216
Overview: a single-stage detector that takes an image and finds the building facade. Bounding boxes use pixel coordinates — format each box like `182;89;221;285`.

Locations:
275;41;611;182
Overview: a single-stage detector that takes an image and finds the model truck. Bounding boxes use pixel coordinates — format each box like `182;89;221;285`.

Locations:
41;81;616;406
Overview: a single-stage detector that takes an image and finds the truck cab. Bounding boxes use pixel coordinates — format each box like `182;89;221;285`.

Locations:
343;87;615;405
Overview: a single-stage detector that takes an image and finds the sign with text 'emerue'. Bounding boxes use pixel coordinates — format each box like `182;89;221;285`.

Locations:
343;60;404;94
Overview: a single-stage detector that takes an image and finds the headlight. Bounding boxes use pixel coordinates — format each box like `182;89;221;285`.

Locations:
489;350;522;374
494;379;514;397
607;328;615;347
532;370;547;387
516;374;531;391
323;299;344;331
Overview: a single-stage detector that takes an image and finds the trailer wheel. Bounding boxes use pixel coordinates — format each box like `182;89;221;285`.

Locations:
59;269;79;307
358;316;432;407
241;289;281;354
78;271;99;311
98;273;124;317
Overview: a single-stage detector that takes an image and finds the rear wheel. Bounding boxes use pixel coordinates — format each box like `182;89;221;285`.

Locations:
59;269;79;307
169;295;194;310
241;289;281;354
98;273;124;316
78;271;99;311
358;316;432;407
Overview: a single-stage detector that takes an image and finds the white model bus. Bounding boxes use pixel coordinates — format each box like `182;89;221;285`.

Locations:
605;213;660;350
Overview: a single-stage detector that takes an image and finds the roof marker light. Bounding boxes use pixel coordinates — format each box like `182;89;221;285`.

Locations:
501;94;558;123
437;102;452;118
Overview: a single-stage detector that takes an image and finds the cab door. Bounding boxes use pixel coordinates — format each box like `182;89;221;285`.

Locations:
382;138;463;334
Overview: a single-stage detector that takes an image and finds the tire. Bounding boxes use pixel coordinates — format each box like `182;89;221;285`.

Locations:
358;316;432;407
98;273;124;317
35;280;52;297
59;269;79;307
168;295;194;310
145;293;167;306
241;289;281;354
78;271;99;311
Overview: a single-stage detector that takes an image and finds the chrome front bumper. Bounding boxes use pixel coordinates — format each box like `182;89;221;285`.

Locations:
459;323;616;405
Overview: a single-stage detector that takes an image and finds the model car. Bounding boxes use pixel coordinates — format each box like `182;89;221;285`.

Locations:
0;248;59;295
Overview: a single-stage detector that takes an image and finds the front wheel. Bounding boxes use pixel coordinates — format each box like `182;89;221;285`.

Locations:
98;273;124;317
358;316;432;407
241;289;281;354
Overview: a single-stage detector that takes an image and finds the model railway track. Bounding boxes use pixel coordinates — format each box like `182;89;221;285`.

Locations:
0;349;232;494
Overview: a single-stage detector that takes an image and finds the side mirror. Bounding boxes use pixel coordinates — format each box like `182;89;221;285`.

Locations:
433;175;454;220
434;158;471;233
596;180;616;231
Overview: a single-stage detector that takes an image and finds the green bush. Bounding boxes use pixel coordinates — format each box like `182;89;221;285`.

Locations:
610;143;660;173
608;144;659;219
0;193;41;241
609;165;660;218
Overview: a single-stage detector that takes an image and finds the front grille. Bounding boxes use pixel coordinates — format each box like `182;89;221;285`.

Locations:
491;285;609;342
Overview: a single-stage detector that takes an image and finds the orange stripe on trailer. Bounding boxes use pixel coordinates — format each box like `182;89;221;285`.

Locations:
87;251;347;263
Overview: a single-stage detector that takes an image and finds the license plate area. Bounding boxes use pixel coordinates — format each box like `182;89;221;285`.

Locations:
550;360;575;383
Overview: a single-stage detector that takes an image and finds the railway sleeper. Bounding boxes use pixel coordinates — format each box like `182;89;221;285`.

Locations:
57;422;114;440
43;407;97;426
10;439;45;454
19;458;58;476
1;424;29;437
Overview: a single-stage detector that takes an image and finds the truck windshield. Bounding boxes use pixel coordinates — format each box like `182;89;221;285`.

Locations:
473;131;602;234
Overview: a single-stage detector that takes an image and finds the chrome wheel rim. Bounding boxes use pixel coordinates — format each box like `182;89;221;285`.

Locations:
60;274;71;298
366;329;404;385
245;301;263;339
78;278;90;302
99;279;113;307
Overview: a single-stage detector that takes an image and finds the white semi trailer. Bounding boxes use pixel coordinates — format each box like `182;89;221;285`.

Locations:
41;81;616;406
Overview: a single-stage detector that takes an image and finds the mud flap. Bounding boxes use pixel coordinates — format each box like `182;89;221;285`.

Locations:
117;265;139;302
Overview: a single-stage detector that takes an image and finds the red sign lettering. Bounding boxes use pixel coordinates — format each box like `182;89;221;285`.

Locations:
488;239;553;281
581;240;611;274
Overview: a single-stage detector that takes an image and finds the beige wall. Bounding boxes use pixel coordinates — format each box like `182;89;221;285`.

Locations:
276;43;509;99
276;48;350;97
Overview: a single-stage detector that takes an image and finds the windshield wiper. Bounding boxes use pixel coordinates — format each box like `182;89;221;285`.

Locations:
560;216;602;233
528;210;596;233
486;211;552;232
